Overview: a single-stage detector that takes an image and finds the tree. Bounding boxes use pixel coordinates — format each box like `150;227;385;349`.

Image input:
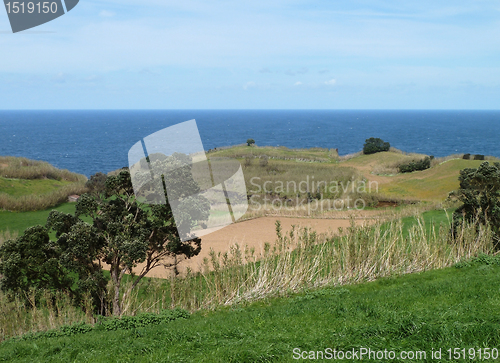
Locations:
363;137;390;155
0;155;210;316
85;172;108;196
0;221;107;312
247;138;255;146
451;161;500;249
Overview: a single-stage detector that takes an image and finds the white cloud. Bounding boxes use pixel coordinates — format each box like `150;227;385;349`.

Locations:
324;79;336;85
294;81;302;86
99;10;116;17
243;81;256;90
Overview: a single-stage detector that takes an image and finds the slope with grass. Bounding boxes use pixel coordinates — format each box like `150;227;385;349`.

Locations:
0;156;87;212
1;256;499;362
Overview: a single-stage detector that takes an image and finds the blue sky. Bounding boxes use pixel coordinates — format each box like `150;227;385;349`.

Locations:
1;0;499;109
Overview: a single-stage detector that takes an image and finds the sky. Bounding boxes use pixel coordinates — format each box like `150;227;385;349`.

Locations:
0;0;499;109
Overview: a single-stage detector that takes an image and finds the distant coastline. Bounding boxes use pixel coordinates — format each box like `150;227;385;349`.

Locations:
1;110;500;176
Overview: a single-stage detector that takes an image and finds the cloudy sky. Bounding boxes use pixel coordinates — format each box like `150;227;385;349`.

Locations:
1;0;499;109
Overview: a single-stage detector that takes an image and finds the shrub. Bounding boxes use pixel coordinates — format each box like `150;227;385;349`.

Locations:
363;138;390;155
398;157;431;173
463;153;471;160
247;139;255;146
474;154;485;160
452;161;500;249
259;155;269;167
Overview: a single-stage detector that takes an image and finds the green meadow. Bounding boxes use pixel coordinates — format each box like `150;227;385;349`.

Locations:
0;148;498;362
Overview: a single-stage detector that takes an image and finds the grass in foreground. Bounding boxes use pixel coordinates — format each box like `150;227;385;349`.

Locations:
1;255;500;362
0;213;491;342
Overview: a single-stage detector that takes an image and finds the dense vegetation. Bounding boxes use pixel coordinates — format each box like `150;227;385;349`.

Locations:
0;157;87;212
1;255;500;362
451;161;500;249
1;147;500;360
0;164;208;318
398;156;433;173
362;137;390;155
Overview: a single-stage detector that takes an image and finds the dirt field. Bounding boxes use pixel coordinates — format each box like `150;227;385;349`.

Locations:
140;216;373;278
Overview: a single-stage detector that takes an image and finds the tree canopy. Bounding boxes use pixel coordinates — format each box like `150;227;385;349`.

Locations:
452;161;500;249
0;158;209;316
363;137;390;155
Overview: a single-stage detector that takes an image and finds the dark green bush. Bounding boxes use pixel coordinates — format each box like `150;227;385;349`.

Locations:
398;157;431;173
18;308;190;341
474;154;485;160
363;138;390;155
463;153;471;160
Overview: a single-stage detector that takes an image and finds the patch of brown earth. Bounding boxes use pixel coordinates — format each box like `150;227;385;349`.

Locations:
138;216;373;278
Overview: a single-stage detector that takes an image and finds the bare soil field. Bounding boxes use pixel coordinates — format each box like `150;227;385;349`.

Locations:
140;215;373;278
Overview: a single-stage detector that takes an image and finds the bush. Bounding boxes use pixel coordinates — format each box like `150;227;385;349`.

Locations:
398;157;431;173
451;161;500;248
247;139;255;146
259;155;269;167
463;153;470;160
363;138;390;155
474;154;485;160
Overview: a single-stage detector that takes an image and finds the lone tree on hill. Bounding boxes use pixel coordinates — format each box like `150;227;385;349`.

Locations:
451;161;500;249
0;157;209;316
363;137;390;155
247;138;255;146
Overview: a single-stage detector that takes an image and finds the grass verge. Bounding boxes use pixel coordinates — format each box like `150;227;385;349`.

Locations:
1;255;500;362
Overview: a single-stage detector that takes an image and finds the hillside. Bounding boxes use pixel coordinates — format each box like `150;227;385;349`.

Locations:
1;256;499;362
0;156;87;212
210;146;495;203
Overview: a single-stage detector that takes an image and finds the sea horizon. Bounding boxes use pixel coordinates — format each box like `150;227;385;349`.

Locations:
1;109;499;177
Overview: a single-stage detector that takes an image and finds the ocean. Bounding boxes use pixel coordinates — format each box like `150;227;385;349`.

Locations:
0;110;499;177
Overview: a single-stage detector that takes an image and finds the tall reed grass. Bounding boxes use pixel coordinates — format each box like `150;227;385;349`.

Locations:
0;183;88;212
0;156;85;182
0;215;494;341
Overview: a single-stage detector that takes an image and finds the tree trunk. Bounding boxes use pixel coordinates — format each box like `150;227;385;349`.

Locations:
110;265;122;316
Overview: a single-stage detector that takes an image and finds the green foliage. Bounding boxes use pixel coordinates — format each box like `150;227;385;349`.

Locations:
362;137;390;155
246;138;255;146
0;226;74;295
0;219;107;309
452;161;500;248
0;162;208;316
398;156;431;173
85;172;108;196
474;154;485;160
463;153;471;160
17;308;189;341
1;262;500;362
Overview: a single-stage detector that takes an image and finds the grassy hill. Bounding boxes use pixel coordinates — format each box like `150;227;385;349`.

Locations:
1;255;499;362
0;156;87;212
210;146;496;204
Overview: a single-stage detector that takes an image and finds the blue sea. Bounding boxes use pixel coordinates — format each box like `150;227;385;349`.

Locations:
0;110;499;177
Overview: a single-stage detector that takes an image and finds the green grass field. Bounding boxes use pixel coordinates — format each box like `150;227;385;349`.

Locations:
0;178;75;198
1;255;499;362
0;203;77;233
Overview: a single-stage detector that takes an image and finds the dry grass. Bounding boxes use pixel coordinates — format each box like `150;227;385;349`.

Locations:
0;230;18;246
431;154;464;167
167;215;493;310
0;210;493;341
0;156;85;182
0;183;88;212
338;151;363;161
